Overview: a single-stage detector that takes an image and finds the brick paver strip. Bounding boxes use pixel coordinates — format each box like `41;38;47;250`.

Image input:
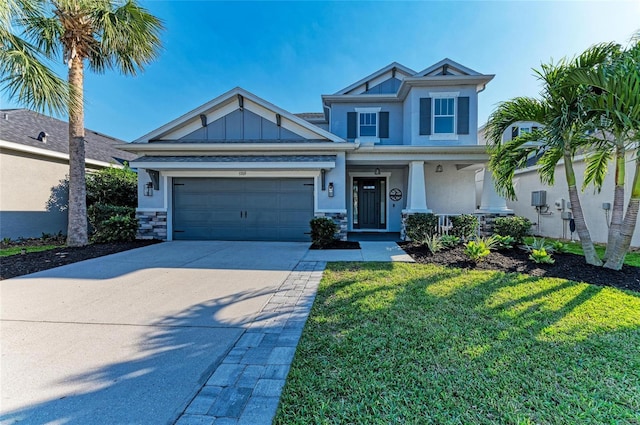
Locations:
175;261;326;424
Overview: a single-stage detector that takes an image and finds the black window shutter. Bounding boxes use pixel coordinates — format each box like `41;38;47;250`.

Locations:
457;97;470;134
379;112;389;138
419;98;432;135
347;112;357;139
511;126;519;140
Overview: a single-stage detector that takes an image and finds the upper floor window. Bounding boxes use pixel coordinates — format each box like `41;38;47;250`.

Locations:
419;92;469;139
359;112;377;137
433;98;455;134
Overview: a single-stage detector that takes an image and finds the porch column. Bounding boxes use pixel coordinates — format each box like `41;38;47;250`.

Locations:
477;168;512;213
405;160;431;213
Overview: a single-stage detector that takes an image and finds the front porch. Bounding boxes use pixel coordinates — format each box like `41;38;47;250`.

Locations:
342;157;512;240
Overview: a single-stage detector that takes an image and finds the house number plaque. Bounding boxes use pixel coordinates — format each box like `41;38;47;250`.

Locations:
389;188;402;201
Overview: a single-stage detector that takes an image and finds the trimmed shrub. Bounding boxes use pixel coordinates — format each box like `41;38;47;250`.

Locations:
88;203;137;243
86;164;137;208
310;217;338;248
92;215;138;243
493;216;532;243
450;214;479;239
405;213;438;243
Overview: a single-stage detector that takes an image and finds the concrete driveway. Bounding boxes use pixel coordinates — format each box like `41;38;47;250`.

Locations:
0;241;311;424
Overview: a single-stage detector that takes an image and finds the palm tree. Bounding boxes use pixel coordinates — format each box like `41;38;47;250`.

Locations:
0;0;70;115
485;43;619;266
569;37;640;270
20;0;163;246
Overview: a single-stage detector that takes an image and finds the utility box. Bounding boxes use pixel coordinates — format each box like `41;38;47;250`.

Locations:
602;202;611;210
561;211;572;220
531;190;547;207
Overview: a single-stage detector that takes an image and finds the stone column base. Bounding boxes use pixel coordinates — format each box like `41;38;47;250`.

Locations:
474;212;514;236
136;210;167;240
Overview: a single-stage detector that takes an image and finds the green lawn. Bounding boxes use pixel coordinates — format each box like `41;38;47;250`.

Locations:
0;245;61;257
523;237;640;267
275;262;640;424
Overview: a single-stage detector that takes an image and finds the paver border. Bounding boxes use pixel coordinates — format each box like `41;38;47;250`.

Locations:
175;260;326;425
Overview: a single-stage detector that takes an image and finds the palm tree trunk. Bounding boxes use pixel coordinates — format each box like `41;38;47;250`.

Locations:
66;55;88;247
604;161;640;270
604;143;625;260
564;153;602;266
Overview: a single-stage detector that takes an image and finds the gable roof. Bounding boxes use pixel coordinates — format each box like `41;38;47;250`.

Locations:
414;58;483;77
334;62;417;95
0;109;135;165
323;59;494;107
133;87;345;143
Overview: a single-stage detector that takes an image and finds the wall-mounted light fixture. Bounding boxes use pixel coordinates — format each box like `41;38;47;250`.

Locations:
328;182;334;197
321;169;326;191
144;182;153;197
374;168;381;175
199;114;207;127
435;164;443;173
238;94;244;110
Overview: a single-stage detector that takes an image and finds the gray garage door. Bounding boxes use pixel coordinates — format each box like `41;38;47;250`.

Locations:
172;178;314;241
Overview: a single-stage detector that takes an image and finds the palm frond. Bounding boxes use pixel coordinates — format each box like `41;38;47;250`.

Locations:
535;146;563;186
89;0;164;75
485;97;546;146
0;31;70;115
583;149;612;191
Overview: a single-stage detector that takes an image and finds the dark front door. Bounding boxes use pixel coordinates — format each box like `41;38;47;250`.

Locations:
354;178;386;229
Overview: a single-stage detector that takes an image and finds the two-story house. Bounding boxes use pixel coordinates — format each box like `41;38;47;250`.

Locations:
121;59;511;241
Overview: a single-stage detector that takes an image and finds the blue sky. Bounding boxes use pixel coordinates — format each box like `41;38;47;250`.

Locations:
3;1;639;142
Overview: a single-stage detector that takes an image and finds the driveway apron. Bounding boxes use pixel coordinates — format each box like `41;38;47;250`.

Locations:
0;241;310;425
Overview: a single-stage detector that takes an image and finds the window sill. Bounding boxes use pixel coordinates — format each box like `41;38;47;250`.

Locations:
356;136;380;145
429;134;459;141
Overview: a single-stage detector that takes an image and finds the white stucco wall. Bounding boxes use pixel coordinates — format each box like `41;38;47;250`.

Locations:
425;163;477;214
479;152;639;247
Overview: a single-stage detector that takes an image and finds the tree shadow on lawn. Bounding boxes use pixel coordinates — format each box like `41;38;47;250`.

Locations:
280;262;640;424
0;287;288;425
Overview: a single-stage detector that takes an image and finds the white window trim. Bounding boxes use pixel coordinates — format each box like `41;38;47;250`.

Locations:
428;92;459;140
355;107;381;144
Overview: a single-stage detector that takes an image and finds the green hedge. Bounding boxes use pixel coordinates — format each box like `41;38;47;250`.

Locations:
88;203;137;243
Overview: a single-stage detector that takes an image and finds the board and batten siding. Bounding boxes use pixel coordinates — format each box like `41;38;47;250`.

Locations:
179;109;300;141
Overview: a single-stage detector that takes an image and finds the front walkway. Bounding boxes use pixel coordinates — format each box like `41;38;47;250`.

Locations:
176;242;413;424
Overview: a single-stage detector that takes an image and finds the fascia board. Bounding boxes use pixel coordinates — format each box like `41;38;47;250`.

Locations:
128;160;337;170
322;94;401;105
116;142;356;154
0;139;119;168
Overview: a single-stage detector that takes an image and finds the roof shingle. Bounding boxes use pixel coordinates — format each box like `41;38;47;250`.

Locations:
0;109;136;164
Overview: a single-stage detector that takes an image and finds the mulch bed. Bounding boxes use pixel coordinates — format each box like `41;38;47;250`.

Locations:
399;242;640;293
310;240;361;250
0;240;162;280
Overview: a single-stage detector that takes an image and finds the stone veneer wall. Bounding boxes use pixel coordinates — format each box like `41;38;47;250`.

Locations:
474;212;514;236
315;212;348;241
136;210;167;240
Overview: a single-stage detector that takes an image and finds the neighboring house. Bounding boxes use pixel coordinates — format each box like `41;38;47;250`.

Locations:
121;59;511;241
0;109;136;239
477;122;640;247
